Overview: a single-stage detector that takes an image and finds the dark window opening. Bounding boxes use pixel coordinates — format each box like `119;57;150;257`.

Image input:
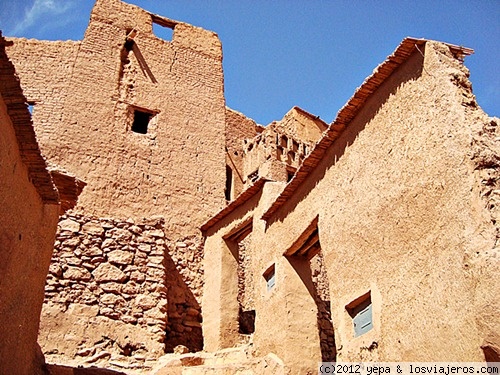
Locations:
277;146;284;160
346;292;373;337
280;135;288;148
131;110;151;134
263;264;276;292
238;309;255;334
153;22;174;41
225;165;233;201
287;167;296;182
124;38;134;52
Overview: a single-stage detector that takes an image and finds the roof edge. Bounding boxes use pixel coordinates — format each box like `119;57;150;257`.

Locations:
200;177;269;233
0;32;59;205
261;37;473;222
291;106;329;129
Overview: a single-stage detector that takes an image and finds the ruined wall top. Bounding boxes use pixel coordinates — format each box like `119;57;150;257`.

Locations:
238;106;327;187
91;0;222;59
272;106;327;144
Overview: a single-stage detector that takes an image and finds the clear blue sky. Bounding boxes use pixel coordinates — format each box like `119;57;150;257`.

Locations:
1;0;498;125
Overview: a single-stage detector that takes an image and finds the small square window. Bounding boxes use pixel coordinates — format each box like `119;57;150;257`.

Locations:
153;22;174;41
151;15;175;42
263;264;275;292
131;110;152;134
346;292;373;337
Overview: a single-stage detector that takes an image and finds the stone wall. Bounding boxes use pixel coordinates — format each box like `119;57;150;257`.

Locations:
40;213;204;368
163;235;204;353
310;252;336;362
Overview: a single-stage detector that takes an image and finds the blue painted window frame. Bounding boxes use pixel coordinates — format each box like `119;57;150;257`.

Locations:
264;264;275;292
347;293;373;337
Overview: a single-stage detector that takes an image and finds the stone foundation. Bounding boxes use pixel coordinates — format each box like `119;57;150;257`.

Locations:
40;213;204;367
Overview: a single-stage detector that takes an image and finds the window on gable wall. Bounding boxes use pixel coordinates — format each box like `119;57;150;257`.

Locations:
346;292;373;337
263;264;276;292
247;170;259;183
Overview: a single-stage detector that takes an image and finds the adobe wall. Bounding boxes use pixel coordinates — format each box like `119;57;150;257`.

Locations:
202;182;286;353
39;213;204;370
5;0;227;236
467;93;500;358
1;38;81;156
0;49;60;374
257;41;498;368
225;108;261;199
202;178;337;373
241;108;327;187
273;107;327;144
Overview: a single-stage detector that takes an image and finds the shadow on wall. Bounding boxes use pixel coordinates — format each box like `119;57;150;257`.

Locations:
164;250;203;353
482;342;500;363
287;254;337;362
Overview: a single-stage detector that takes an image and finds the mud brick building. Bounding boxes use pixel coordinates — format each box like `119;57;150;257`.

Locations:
1;0;498;373
0;32;60;375
201;39;500;372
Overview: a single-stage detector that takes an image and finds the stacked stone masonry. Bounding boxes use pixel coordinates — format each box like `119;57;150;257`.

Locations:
41;213;204;366
310;252;337;362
